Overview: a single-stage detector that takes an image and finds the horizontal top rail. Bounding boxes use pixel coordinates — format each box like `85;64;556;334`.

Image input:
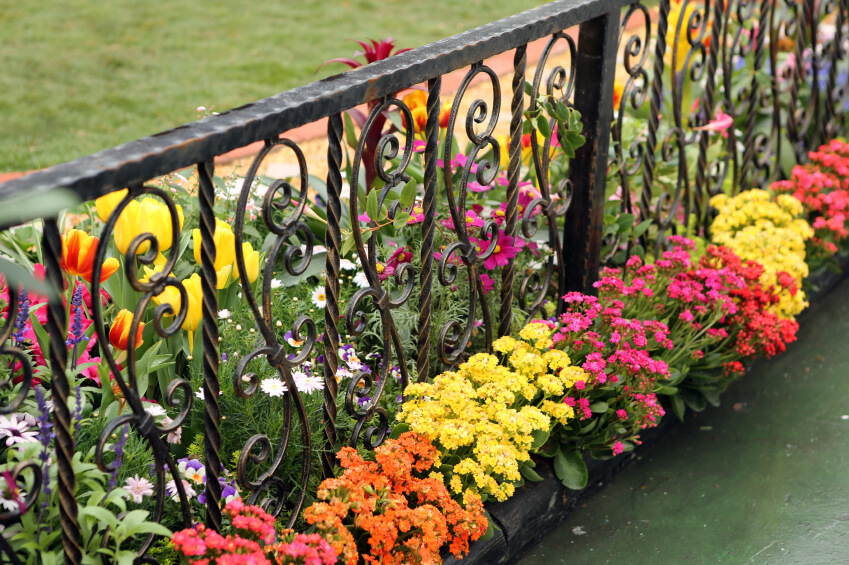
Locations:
0;0;628;223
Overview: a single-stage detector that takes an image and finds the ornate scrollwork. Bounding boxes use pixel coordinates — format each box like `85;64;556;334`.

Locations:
344;97;416;448
230;138;314;523
88;185;194;555
519;33;576;319
437;62;502;362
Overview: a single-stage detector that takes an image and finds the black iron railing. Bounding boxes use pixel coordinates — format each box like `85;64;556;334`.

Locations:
0;0;845;562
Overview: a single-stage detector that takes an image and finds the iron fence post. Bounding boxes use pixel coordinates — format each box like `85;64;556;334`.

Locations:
563;9;620;295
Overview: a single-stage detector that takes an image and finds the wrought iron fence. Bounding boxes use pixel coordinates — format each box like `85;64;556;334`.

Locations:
0;0;845;562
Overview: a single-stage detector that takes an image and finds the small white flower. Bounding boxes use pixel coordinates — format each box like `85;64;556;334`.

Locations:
353;271;370;288
194;387;221;401
311;287;327;308
166;479;196;502
276;320;283;327
313;245;327;254
162;416;182;444
339;258;356;271
236;325;242;331
144;404;167;418
124;475;154;503
260;378;287;398
335;368;353;381
218;309;232;319
294;373;324;394
0;414;38;447
270;279;283;289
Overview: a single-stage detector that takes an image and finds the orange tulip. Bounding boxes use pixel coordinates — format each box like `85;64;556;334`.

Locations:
613;80;625;110
109;309;144;351
61;229;120;284
438;99;452;129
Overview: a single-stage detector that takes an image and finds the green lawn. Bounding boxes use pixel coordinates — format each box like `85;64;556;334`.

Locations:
0;0;546;172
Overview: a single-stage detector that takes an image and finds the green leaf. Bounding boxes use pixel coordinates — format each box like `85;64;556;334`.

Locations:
589;401;608;414
530;428;550;450
480;514;496;542
681;388;707;412
537;115;551;138
342;112;359;150
393;212;411;229
399;178;417;208
656;385;679;395
554;449;588;490
524;81;534;96
390;423;411;440
366;189;379;223
0;188;80;229
520;463;544;482
79;506;118;530
700;387;722;408
633;219;653;237
340;233;355;257
671;393;686;421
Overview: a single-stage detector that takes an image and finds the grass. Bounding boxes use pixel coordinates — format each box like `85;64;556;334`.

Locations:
0;0;547;172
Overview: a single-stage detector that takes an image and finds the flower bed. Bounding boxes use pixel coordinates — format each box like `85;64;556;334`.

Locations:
0;1;848;563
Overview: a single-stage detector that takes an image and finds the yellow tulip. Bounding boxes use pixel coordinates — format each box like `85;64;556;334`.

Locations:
233;242;260;284
114;198;184;256
143;270;203;353
193;219;236;269
94;189;128;223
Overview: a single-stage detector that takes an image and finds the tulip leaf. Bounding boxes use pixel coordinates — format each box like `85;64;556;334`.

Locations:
342;112;359;150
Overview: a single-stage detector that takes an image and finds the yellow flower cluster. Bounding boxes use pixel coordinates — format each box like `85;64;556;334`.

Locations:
710;190;813;319
398;323;585;502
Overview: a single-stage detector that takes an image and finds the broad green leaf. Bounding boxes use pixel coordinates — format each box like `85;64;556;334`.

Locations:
524;81;534;96
393;212;411;229
554;449;588;490
400;178;417;208
531;428;550;450
589;401;608;414
633;219;653;237
340;233;356;257
537;115;551;138
389;423;411;440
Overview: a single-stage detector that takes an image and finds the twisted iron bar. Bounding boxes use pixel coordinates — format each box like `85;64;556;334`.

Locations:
694;0;724;233
740;0;773;191
416;78;440;382
43;219;81;565
499;46;526;339
322;113;343;476
641;0;671;222
197;160;222;531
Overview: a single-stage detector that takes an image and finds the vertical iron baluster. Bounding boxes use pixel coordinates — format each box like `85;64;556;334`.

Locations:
824;0;845;140
741;0;772;191
322;114;343;475
564;11;620;294
694;0;724;229
197;160;222;531
43;219;81;565
642;0;671;225
417;77;440;382
499;46;526;337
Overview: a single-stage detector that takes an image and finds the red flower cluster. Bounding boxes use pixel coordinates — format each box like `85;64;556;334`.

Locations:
772;139;849;264
304;432;489;565
173;499;337;565
699;245;799;366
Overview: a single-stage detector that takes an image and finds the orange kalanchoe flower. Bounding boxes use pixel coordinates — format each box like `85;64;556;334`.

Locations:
61;229;120;284
109;309;144;351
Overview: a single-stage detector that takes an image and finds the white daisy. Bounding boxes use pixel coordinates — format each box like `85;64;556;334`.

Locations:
270;279;283;289
123;475;154;504
293;371;324;394
311;287;327;308
335;368;353;381
260;378;287;398
0;414;38;447
194;387;221;401
353;271;370;288
218;309;232;319
339;258;356;270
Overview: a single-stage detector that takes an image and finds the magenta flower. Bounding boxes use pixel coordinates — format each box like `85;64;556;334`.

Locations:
471;230;524;270
480;273;495;294
694;108;734;138
441;209;485;231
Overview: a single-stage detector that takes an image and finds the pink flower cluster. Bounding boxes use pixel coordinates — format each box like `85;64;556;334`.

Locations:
553;291;669;436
